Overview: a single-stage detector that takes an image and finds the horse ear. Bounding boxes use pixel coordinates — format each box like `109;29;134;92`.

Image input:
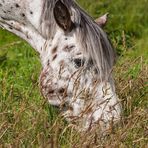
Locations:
53;0;73;32
95;13;109;27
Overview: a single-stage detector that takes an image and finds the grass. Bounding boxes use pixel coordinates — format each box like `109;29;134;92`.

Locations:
0;0;148;147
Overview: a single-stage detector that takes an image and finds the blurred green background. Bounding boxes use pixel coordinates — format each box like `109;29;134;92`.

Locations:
0;0;147;147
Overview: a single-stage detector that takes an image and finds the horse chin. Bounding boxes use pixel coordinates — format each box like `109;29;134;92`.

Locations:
62;82;121;132
63;107;121;133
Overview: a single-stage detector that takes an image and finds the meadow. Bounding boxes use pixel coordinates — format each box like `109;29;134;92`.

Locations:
0;0;147;147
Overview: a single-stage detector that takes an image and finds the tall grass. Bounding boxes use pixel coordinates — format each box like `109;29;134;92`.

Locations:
0;0;147;147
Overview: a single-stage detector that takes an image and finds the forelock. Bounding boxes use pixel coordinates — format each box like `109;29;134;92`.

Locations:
40;0;116;81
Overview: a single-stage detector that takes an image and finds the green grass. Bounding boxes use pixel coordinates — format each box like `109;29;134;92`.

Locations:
0;0;148;147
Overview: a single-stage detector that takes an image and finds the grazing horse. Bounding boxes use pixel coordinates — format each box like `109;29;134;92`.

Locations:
0;0;121;131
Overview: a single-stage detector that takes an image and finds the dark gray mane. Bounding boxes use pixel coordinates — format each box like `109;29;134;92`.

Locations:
40;0;116;81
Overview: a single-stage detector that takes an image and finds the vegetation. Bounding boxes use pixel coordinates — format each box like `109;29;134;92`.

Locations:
0;0;147;147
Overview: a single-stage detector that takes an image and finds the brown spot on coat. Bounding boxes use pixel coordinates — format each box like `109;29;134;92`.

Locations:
76;52;82;55
21;13;25;17
62;45;75;52
52;54;57;61
52;46;57;54
59;60;65;66
15;4;20;8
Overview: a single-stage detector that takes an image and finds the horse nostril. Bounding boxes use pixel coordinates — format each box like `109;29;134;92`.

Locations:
73;58;85;68
58;88;65;94
48;89;54;94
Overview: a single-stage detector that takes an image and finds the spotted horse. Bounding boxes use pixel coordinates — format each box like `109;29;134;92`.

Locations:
0;0;121;131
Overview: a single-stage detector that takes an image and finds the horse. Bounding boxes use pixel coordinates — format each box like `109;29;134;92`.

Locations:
0;0;121;131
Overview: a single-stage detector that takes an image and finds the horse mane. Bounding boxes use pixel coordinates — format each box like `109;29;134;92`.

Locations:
40;0;116;81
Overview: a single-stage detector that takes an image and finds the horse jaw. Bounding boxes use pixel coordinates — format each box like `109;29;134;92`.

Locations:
0;0;45;53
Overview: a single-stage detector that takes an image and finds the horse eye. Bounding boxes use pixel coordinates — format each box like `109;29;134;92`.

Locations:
73;58;85;68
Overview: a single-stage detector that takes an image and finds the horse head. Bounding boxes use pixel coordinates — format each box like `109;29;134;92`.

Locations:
0;0;121;131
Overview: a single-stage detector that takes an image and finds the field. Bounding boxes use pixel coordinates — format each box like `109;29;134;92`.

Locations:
0;0;147;147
